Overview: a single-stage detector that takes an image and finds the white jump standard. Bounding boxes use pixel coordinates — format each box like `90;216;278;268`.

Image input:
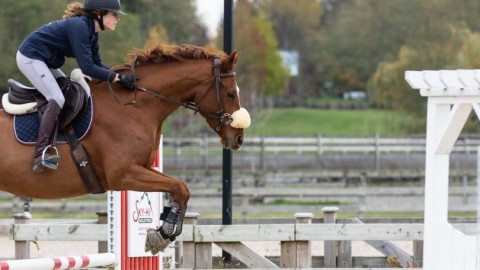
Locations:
406;69;479;270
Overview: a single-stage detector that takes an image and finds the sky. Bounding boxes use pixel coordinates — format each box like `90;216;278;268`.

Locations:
195;0;224;37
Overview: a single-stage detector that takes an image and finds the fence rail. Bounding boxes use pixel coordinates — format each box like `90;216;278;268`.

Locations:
162;135;480;171
163;135;480;155
6;211;478;269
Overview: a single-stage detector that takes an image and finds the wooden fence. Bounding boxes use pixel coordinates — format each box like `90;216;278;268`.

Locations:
8;209;477;269
0;177;476;215
162;135;480;171
163;135;480;155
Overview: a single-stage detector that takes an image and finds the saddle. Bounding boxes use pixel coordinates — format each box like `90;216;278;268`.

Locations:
5;75;89;130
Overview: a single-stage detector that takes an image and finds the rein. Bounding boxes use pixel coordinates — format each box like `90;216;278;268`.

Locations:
109;56;236;131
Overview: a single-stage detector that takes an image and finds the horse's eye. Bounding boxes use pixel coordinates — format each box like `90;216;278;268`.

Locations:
227;91;236;99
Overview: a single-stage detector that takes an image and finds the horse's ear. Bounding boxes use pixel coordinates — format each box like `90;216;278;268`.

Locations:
225;50;241;71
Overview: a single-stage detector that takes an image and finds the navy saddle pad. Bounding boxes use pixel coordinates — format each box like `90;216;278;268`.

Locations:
14;98;93;145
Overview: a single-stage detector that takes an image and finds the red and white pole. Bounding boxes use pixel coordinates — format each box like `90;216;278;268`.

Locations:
0;253;116;270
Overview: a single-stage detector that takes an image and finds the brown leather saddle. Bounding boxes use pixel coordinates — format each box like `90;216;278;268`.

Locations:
7;77;89;130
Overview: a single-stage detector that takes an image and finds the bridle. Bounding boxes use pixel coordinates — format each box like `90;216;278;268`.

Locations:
108;56;237;132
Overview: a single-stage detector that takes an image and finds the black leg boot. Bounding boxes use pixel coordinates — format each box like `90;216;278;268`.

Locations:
32;100;62;173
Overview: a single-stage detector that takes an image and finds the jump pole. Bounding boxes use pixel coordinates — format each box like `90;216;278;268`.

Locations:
109;136;164;270
0;253;116;270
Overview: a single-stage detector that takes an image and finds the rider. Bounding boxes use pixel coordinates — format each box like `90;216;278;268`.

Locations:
16;0;136;173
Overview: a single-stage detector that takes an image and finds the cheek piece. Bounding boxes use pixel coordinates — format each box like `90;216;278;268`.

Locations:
230;108;251;129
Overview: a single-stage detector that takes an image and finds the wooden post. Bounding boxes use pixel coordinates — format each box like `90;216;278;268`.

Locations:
413;240;423;266
14;211;32;259
202;133;209;173
374;133;380;170
280;212;312;268
295;212;312;267
337;240;352;267
323;206;338;267
358;173;367;218
260;136;266;172
462;175;469;204
96;211;108;253
181;212;199;268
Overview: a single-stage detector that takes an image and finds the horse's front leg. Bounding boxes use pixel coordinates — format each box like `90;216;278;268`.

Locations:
113;165;189;251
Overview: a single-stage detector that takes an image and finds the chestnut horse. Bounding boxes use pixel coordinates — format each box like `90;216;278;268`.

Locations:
0;44;250;251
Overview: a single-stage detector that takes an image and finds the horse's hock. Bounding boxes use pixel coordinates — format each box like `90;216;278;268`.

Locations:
406;69;479;270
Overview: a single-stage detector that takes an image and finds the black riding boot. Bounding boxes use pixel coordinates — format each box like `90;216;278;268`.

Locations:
32;100;62;173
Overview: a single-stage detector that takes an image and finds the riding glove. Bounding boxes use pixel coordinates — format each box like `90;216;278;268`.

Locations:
118;74;137;90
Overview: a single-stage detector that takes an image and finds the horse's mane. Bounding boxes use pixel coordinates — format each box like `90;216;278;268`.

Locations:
126;43;228;66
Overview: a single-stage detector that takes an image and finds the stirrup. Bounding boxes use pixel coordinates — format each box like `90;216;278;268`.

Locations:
41;145;60;170
159;202;184;237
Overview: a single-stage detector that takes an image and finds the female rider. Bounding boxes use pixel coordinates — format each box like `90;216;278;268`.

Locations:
16;0;136;173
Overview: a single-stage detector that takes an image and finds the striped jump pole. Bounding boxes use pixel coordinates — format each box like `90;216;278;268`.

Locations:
0;253;116;270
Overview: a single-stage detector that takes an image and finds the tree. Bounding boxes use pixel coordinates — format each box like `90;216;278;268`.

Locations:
368;26;480;132
257;0;323;100
216;0;289;108
317;0;423;95
0;0;67;88
122;0;209;45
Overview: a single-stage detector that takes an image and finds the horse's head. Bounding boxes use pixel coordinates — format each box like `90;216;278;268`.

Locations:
194;51;250;150
116;44;250;150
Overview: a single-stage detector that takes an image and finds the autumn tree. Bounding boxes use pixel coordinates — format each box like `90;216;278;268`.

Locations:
122;0;209;45
256;0;323;100
216;0;289;108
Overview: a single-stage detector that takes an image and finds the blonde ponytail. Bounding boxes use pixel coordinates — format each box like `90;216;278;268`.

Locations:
63;2;86;18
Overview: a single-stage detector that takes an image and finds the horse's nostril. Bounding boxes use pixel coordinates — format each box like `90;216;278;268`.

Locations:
237;136;244;145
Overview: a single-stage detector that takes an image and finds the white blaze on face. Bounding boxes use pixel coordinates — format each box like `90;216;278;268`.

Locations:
230;83;251;129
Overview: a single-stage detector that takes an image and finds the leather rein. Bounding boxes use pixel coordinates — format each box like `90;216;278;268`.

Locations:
108;57;236;132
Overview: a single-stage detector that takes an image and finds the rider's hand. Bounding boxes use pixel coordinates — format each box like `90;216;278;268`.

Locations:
117;74;137;90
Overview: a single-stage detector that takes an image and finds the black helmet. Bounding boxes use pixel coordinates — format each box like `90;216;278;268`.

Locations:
84;0;127;15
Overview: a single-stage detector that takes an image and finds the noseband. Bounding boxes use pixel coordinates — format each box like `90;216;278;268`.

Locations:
110;57;236;132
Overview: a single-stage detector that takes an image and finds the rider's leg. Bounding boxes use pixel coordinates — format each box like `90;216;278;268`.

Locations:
32;100;62;172
50;68;66;79
16;51;65;173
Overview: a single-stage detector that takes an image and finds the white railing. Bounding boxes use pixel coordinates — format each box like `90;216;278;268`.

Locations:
162;135;480;155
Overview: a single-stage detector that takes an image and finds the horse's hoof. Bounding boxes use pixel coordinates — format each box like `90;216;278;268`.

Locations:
159;201;185;237
145;228;172;255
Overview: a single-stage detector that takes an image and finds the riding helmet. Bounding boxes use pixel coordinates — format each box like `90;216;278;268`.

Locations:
84;0;127;15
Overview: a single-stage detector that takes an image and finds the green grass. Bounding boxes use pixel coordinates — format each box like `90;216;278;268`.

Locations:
246;108;419;136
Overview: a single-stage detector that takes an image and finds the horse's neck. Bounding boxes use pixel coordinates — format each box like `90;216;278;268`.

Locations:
135;60;213;119
140;61;211;100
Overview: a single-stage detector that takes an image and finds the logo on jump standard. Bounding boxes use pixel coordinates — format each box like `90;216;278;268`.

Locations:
132;192;154;224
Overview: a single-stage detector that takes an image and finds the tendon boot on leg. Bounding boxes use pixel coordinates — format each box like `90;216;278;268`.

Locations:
159;201;185;237
32;100;62;173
